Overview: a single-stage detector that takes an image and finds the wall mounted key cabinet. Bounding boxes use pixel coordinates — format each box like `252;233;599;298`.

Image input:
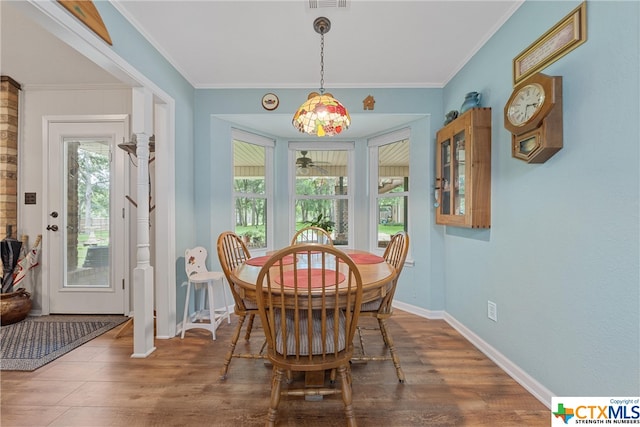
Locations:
435;107;491;228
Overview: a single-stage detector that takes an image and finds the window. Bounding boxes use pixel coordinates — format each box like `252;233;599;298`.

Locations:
233;129;274;251
290;142;353;246
369;129;410;251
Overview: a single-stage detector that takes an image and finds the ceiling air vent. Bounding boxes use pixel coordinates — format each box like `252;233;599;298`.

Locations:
307;0;349;9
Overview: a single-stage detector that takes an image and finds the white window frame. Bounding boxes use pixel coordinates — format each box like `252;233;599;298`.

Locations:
288;141;355;247
232;128;275;254
368;128;411;256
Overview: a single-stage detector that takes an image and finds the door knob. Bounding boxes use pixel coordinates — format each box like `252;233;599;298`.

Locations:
46;225;58;232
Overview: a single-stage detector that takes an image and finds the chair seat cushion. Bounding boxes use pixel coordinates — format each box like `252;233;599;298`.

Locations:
274;309;346;356
360;298;382;312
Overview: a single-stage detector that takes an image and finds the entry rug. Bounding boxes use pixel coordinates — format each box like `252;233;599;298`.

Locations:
0;314;128;371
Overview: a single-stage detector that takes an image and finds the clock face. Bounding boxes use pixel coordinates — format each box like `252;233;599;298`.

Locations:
507;83;545;126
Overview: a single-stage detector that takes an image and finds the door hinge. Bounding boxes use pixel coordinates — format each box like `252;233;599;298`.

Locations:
122;207;125;218
122;279;125;290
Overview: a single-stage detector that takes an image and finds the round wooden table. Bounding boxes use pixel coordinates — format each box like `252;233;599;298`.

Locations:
230;249;396;306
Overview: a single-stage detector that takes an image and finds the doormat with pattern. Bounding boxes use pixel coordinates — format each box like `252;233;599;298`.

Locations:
0;314;128;371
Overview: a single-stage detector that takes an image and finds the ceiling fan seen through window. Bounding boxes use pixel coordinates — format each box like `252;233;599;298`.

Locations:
296;151;330;175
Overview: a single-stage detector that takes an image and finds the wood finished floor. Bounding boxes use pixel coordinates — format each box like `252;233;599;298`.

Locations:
1;310;549;426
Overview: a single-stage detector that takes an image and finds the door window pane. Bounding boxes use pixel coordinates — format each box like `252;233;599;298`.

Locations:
65;139;110;287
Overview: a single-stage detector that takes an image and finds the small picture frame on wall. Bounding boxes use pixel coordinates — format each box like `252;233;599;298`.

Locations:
261;93;279;111
513;2;587;85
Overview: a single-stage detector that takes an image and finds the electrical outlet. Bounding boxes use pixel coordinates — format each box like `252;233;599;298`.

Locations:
487;300;497;322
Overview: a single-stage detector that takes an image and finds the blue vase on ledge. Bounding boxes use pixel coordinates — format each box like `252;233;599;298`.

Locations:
460;91;481;113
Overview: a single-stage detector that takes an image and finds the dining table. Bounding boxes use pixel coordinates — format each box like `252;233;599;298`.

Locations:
231;248;396;307
230;247;396;397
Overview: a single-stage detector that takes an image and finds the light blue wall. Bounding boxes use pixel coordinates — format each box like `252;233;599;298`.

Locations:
443;0;639;396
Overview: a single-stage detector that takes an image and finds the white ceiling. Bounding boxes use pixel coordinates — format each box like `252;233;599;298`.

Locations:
1;0;523;138
112;0;522;89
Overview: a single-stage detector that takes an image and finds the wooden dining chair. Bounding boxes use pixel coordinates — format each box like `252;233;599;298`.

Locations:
216;231;265;379
352;231;409;383
291;226;334;246
256;244;363;427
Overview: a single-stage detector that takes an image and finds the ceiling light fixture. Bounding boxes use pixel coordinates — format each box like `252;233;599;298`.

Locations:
292;17;350;137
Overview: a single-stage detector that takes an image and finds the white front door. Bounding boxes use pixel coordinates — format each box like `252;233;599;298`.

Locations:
46;118;128;314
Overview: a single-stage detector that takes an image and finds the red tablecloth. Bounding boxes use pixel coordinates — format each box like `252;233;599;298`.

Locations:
344;253;385;264
274;268;345;288
245;254;295;267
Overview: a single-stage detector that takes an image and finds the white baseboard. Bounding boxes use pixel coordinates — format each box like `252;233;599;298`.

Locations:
393;301;553;409
393;300;445;320
131;347;157;358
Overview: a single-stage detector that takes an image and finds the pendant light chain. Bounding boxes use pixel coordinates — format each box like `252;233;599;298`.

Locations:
292;16;350;137
319;31;325;95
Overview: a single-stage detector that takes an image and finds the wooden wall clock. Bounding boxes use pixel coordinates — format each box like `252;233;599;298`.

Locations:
504;72;563;163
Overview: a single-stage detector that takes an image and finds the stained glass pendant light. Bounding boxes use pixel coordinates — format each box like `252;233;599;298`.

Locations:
292;17;350;137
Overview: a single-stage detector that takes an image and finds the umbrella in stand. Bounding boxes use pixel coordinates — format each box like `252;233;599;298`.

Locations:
13;235;42;290
1;231;23;293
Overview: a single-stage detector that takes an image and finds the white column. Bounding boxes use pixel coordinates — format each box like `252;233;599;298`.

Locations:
131;88;156;358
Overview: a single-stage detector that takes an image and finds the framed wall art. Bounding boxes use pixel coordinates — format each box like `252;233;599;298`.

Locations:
513;2;586;85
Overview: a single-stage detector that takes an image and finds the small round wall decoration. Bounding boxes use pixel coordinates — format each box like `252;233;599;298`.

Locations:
261;93;279;111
